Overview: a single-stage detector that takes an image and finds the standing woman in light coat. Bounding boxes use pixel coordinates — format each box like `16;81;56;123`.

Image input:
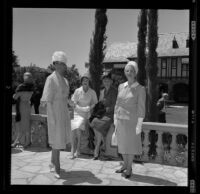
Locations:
114;61;146;179
40;51;71;179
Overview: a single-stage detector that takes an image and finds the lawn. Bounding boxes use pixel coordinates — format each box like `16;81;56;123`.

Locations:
12;104;188;125
165;105;188;125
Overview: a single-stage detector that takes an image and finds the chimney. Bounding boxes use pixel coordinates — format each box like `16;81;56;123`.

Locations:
172;36;179;49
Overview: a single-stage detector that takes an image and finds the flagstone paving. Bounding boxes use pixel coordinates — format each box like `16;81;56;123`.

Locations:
10;147;188;186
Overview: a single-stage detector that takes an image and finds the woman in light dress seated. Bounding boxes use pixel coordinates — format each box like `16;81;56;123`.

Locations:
70;72;98;159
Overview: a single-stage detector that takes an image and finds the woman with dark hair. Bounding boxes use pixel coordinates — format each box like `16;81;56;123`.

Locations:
90;72;117;160
70;72;98;159
12;72;34;148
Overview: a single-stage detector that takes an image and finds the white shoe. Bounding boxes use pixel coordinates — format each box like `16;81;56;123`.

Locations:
75;151;80;157
70;155;76;159
49;164;55;172
54;173;60;179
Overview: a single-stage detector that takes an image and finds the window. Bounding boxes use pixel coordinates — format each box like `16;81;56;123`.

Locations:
161;58;167;78
181;63;189;77
171;58;177;78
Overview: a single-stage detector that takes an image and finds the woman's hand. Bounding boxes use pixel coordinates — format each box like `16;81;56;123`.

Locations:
136;117;143;135
136;126;142;135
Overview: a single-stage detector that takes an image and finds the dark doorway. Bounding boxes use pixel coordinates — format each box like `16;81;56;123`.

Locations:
173;83;188;102
158;83;168;98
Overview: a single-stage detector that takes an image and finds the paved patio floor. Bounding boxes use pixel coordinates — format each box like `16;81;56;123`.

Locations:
10;147;188;186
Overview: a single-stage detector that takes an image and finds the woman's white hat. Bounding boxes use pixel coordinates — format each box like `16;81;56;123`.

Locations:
52;51;67;64
125;61;138;75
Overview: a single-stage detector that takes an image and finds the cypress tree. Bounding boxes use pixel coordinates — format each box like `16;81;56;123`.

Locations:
146;9;159;121
88;9;108;99
137;9;147;86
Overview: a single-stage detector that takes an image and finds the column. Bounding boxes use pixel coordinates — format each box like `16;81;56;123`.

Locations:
142;129;150;162
169;132;178;166
155;130;163;163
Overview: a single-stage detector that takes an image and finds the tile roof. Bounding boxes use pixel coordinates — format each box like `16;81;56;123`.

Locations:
104;32;189;63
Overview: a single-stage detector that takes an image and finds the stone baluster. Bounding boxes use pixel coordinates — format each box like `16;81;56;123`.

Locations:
169;132;178;166
184;134;188;167
142;129;150;162
156;130;163;163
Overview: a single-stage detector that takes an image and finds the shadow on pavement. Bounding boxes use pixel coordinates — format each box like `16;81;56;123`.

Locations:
23;147;51;152
130;173;177;186
60;170;102;185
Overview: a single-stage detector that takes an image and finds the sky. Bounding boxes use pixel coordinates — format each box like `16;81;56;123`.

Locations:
12;9;189;75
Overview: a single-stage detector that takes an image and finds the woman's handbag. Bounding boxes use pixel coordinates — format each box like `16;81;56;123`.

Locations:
111;130;117;147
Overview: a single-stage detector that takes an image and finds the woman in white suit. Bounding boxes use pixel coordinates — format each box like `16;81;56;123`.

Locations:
114;61;146;179
41;51;71;178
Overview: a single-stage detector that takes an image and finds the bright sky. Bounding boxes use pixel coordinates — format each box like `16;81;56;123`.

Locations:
12;8;189;75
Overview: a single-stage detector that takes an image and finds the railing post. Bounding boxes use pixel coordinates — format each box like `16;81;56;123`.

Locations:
142;129;150;162
184;133;188;167
169;132;178;166
156;131;163;163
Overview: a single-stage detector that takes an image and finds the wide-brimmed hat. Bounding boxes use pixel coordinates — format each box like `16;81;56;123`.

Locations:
101;72;112;80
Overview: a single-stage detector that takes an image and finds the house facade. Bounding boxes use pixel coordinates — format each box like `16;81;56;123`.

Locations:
102;32;189;102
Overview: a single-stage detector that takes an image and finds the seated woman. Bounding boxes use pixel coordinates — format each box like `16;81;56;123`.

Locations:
70;73;98;159
90;72;118;160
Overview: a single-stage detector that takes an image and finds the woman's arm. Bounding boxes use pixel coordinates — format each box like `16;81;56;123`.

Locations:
13;92;20;100
136;87;146;134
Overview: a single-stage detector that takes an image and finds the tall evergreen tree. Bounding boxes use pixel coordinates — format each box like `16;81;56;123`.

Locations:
88;9;108;99
146;9;159;121
137;9;147;86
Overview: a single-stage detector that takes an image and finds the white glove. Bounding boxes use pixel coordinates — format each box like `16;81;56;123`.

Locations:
113;114;117;127
136;117;143;135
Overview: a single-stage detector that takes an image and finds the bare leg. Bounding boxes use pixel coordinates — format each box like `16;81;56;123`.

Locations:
76;129;81;156
121;154;128;170
94;129;102;158
70;130;77;158
126;154;134;174
52;149;60;177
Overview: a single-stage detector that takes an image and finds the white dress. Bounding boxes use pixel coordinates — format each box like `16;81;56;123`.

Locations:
71;86;98;131
41;71;71;149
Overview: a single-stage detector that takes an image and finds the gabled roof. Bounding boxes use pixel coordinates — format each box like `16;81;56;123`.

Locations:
104;32;189;63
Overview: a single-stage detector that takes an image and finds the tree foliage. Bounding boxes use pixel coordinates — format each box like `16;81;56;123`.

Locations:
146;9;159;121
89;9;108;99
137;9;147;86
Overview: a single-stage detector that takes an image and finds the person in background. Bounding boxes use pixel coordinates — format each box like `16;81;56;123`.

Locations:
70;72;98;159
114;61;146;179
90;72;117;160
12;72;34;148
40;51;71;179
31;87;42;114
157;93;168;123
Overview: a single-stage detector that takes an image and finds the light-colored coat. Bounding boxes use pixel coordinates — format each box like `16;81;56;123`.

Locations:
41;71;71;149
114;82;146;155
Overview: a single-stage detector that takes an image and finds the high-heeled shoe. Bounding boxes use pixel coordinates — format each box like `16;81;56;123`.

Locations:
115;167;126;173
49;163;55;172
93;155;99;160
122;169;132;179
54;173;60;179
93;150;100;160
11;142;19;148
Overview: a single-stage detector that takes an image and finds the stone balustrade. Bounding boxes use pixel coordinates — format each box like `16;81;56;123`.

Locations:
12;113;188;167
